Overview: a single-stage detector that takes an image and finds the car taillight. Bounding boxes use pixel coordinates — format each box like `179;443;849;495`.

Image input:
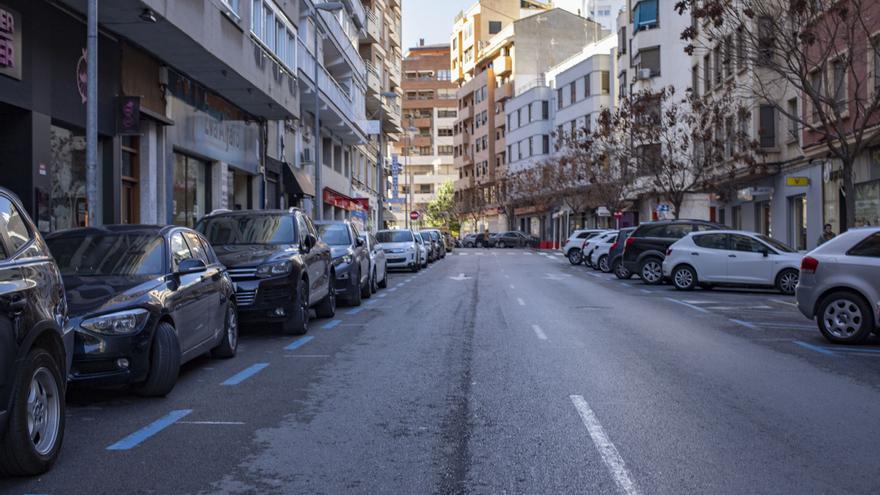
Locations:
610;242;618;252
801;256;819;274
625;237;635;248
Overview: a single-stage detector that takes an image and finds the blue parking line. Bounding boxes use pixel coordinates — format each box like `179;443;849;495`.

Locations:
284;336;314;350
107;409;192;450
828;346;880;355
794;341;837;356
346;307;365;315
664;297;710;314
322;319;341;330
221;363;270;385
729;319;760;330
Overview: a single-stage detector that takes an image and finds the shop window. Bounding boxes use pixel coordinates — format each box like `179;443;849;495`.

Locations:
50;125;90;231
173;154;209;227
227;169;252;210
755;201;771;236
789;194;807;251
121;136;140;224
855;179;880;228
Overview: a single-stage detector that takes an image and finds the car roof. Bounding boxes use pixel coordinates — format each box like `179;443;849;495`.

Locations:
313;220;351;226
688;229;760;236
45;224;172;239
205;208;301;217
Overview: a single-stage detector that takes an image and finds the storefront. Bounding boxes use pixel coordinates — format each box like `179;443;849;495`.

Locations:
165;68;261;226
0;0;120;231
823;150;880;232
322;188;370;227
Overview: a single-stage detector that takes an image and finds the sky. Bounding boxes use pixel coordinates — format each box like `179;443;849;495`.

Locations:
401;0;585;54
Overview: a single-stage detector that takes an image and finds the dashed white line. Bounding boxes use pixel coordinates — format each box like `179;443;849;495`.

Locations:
531;324;548;340
570;395;640;495
517;297;526;306
665;298;710;314
773;298;798;307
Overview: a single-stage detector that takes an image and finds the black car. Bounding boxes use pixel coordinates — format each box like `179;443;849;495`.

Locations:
315;221;371;306
473;233;496;248
621;219;724;285
0;188;71;476
495;231;530;248
609;227;637;279
46;225;238;397
197;209;335;335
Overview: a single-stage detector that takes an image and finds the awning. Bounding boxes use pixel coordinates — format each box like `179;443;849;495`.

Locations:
323;188;370;212
283;163;316;198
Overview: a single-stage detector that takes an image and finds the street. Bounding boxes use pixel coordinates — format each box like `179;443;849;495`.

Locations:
2;248;880;494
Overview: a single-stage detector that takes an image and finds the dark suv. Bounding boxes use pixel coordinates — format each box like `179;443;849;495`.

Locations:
622;220;723;285
315;221;371;306
197;209;335;335
0;188;71;476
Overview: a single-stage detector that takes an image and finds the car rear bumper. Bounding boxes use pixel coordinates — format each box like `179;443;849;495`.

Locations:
795;283;818;319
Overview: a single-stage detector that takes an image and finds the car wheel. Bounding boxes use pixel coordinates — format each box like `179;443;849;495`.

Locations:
640;258;664;285
362;270;373;299
612;259;631;280
476;241;484;248
370;269;379;294
817;292;875;344
135;322;181;397
283;281;310;334
598;255;610;273
378;265;388;289
497;241;506;248
0;348;65;476
775;269;799;295
672;265;697;291
212;302;238;358
567;248;582;265
347;270;363;307
411;262;419;273
315;281;336;318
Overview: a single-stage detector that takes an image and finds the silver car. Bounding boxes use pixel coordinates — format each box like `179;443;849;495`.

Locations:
376;229;421;272
796;227;880;344
359;232;388;293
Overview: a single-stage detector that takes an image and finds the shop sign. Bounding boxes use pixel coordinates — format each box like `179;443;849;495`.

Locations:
786;177;810;187
364;120;381;136
737;186;774;201
0;4;21;81
389;154;403;203
597;206;611;217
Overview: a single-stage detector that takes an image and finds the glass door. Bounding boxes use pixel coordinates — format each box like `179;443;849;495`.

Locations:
789;194;807;250
173;153;208;227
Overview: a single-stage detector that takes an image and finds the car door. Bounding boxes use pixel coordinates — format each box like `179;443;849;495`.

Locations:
727;234;772;284
372;234;386;277
352;225;369;285
304;216;330;300
0;196;32;391
167;231;205;353
690;233;730;282
183;230;224;344
296;213;322;304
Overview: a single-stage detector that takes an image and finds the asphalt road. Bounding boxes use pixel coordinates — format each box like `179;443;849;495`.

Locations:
3;248;880;494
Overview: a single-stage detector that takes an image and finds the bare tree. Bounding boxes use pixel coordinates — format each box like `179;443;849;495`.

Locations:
676;0;880;228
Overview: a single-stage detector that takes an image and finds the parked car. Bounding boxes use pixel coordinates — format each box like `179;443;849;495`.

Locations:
0;188;71;476
414;229;429;267
197;209;335;335
609;227;637;279
495;231;531;248
563;229;607;264
461;233;477;248
662;230;802;293
376;229;421;272
442;232;455;252
622;220;724;285
47;225;238;397
425;230;447;258
796;227;880;344
586;231;619;272
316;221;371;306
581;231;613;268
419;231;439;262
359;232;388;293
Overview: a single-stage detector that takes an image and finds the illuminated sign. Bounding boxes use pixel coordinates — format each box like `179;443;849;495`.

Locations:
0;4;21;80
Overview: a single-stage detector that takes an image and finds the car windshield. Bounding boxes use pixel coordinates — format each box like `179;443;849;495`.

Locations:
317;224;351;246
47;233;166;276
757;235;796;253
420;232;432;241
377;230;413;243
197;215;297;245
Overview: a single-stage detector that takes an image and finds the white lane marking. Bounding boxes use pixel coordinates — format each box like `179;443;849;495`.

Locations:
707;306;773;311
570;395;640;495
458;252;469;256
388;287;398;292
587;272;602;278
377;293;387;298
639;289;653;294
773;298;797;307
729;319;760;330
531;324;548;340
665;297;710;314
525;252;533;256
621;282;632;288
683;300;712;304
517;297;526;306
178;421;246;425
475;252;484;256
283;354;331;358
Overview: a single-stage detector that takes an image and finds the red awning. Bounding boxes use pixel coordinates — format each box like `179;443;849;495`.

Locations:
323;188;370;212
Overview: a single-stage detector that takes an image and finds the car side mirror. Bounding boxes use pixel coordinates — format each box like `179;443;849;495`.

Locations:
761;248;769;257
303;233;317;252
356;237;365;248
177;258;207;274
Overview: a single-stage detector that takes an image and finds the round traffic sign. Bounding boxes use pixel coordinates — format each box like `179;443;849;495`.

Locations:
409;211;420;221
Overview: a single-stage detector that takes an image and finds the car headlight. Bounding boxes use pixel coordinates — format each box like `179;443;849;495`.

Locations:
334;254;353;266
406;247;415;253
81;309;150;335
256;260;292;278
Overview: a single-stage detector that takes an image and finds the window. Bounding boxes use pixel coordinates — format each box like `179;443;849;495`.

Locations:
723;36;733;78
584;74;591;98
488;21;502;34
736;27;746;72
758;105;776;148
703;55;711;93
757;16;774;65
438;109;457;118
637;47;661;77
601;71;610;94
265;7;275;51
663;224;694;239
633;0;658;32
618;72;627;98
730;234;766;253
874;37;880;93
527;103;532;122
618;26;627;55
121;136;140;224
438;145;454;155
848;233;880;257
832;58;847;114
542;135;549;154
570;83;576;104
541;101;549;120
169;232;192;271
251;0;263;37
438;128;454;137
692;65;700;95
693;233;728;250
713;45;722;85
183;231;210;265
787;98;798;142
222;0;240;15
557;88;563;109
0;195;31;254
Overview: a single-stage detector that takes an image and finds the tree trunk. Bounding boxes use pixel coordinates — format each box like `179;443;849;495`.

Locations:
842;157;857;231
671;197;683;220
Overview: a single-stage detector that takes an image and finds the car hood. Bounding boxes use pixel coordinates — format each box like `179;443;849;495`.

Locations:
213;244;299;268
330;245;352;259
61;275;164;317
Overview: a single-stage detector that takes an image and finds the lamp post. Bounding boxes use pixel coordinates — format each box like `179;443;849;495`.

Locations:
86;0;98;226
376;91;398;230
403;123;417;228
310;2;344;221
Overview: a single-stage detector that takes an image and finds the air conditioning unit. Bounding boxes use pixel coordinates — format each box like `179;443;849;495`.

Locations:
637;68;653;80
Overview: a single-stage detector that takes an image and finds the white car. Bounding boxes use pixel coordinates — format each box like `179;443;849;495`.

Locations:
586;231;619;272
562;229;607;265
662;230;802;293
582;231;615;268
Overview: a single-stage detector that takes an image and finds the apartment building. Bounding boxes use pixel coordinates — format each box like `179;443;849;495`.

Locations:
452;2;606;232
389;42;457;225
581;0;625;31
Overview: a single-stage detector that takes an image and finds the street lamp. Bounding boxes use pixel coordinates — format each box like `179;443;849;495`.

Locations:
403;123;418;228
310;2;344;221
376;91;398;230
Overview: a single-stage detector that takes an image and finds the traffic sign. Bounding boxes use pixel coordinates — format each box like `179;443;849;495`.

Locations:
613;211;623;219
409;211;420;221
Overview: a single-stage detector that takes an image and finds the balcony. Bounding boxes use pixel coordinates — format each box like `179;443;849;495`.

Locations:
362;7;382;43
455;177;474;191
493;55;512;77
412;135;432;147
455;105;474;123
315;4;366;83
412;117;432;128
453;132;470;147
365;62;381;94
495;81;514;102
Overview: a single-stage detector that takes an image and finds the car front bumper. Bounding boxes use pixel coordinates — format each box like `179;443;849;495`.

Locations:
69;322;155;386
233;277;298;324
333;262;359;296
385;251;417;268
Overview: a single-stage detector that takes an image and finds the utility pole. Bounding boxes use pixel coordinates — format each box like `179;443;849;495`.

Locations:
312;9;322;221
86;0;98;226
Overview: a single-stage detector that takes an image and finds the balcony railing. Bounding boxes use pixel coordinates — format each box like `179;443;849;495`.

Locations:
298;38;366;131
316;7;366;83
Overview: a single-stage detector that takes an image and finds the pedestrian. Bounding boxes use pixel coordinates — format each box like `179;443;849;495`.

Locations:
817;223;836;246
